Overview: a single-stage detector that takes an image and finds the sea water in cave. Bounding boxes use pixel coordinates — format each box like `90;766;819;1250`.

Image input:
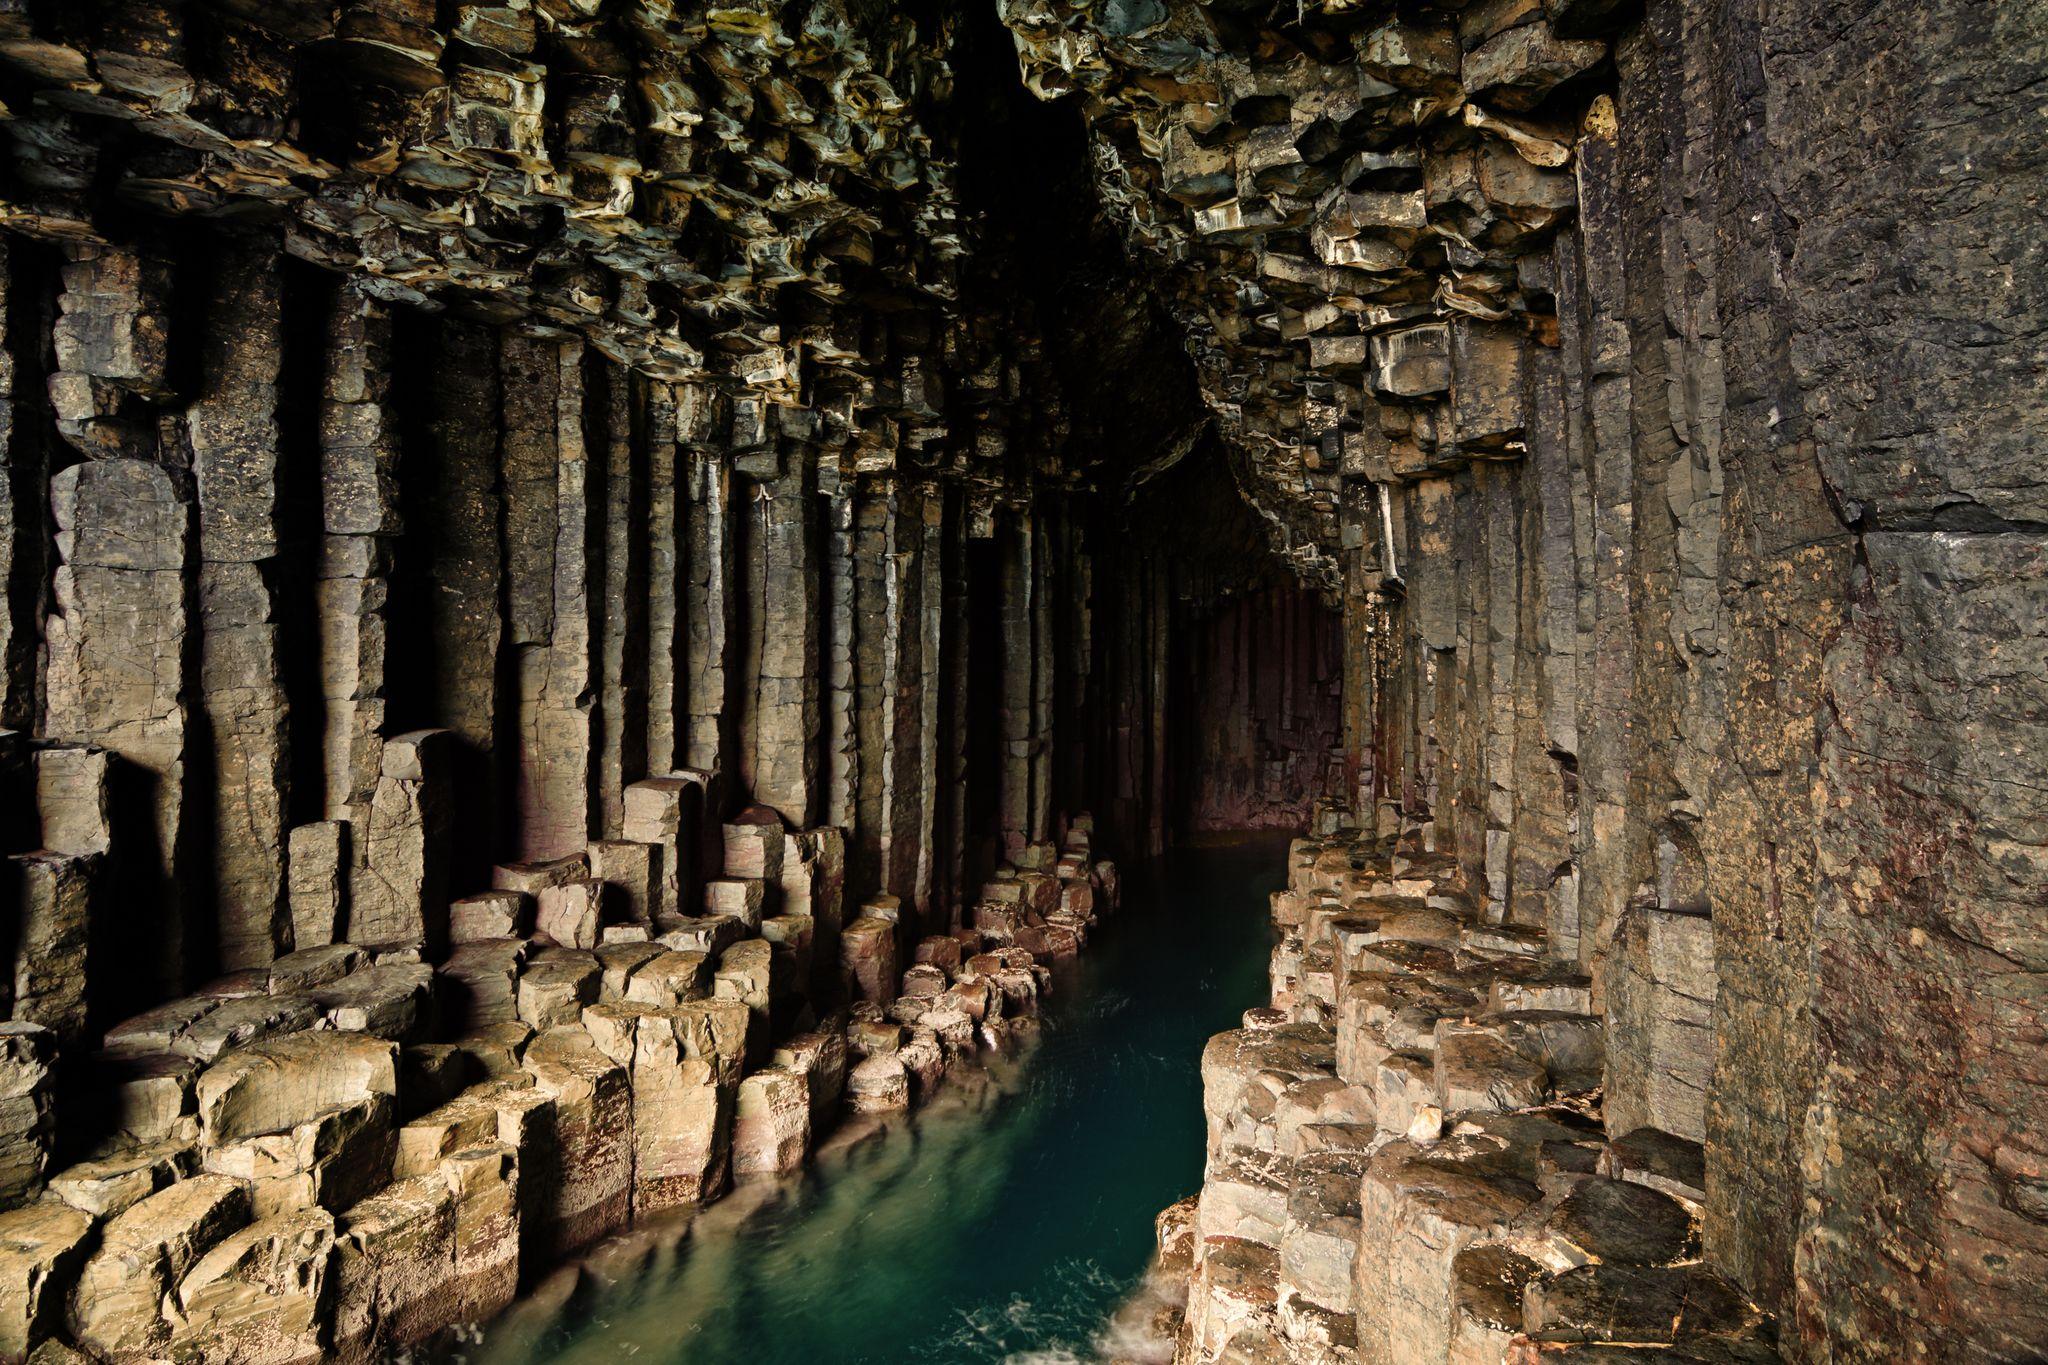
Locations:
468;841;1284;1365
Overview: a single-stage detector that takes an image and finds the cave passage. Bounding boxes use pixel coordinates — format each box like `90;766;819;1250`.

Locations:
0;0;2040;1361
468;841;1284;1365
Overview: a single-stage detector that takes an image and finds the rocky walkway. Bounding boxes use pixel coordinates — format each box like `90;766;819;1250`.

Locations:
1141;821;1777;1365
0;772;1118;1364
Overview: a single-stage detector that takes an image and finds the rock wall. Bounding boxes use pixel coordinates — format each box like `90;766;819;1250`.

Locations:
0;195;1163;1353
1176;586;1343;834
997;0;2048;1361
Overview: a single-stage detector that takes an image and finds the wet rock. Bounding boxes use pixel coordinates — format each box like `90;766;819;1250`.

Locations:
521;1026;631;1256
69;1174;249;1358
772;1030;847;1135
583;1000;749;1212
840;916;898;1005
169;1206;336;1364
330;1175;456;1361
898;1031;946;1102
733;1068;810;1178
440;1144;520;1322
846;1055;909;1114
1188;1237;1281;1364
0;1202;92;1360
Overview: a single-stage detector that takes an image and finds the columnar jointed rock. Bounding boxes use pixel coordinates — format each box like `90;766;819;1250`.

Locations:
1161;829;1777;1365
0;1026;56;1210
0;0;2032;1358
3;791;1116;1362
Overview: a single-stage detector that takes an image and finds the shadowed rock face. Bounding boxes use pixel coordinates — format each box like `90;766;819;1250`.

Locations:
0;0;2041;1362
985;3;2048;1361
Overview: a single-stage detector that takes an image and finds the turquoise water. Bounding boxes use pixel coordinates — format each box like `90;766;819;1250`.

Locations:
469;839;1284;1365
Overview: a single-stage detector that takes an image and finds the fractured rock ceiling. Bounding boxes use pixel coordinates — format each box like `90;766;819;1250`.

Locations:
0;0;1218;517
999;0;1622;587
0;0;1621;584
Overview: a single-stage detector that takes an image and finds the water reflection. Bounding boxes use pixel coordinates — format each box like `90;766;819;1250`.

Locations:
463;839;1285;1365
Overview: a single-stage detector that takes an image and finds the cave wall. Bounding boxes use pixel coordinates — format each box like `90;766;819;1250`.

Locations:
1358;8;2048;1354
1175;585;1342;834
1005;0;2048;1359
0;230;1139;993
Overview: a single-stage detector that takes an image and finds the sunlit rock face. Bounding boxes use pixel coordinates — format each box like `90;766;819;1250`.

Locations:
0;0;2043;1362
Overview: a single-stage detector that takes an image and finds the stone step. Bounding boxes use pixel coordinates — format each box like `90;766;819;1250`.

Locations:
1520;1261;1773;1351
1463;921;1548;960
1530;1175;1702;1270
1488;959;1595;1014
1451;1243;1545;1364
1601;1127;1709;1206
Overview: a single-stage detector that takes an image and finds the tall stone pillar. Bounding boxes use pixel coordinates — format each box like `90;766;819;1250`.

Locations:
996;507;1033;860
934;492;970;927
642;380;682;776
747;445;818;827
188;240;289;967
417;320;504;888
849;483;890;900
593;358;647;839
1028;510;1055;847
1565;105;1636;1002
0;238;49;733
821;467;858;833
501;334;594;860
317;286;398;928
44;245;189;993
680;385;734;781
909;486;945;919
